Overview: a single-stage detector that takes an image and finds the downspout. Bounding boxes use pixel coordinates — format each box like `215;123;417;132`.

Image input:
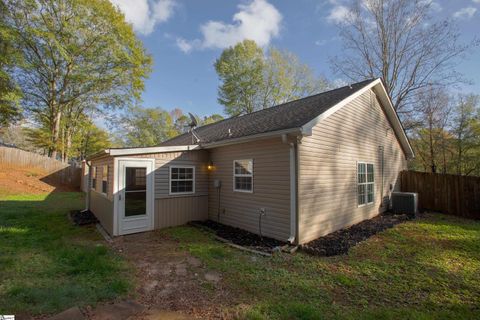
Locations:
82;160;91;213
282;134;297;244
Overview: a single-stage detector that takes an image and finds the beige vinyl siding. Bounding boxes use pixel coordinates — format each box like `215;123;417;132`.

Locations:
90;190;114;235
130;150;209;229
298;89;408;244
208;138;291;241
155;196;208;228
88;156;114;234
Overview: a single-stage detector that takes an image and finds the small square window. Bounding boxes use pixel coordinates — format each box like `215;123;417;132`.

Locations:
170;166;195;194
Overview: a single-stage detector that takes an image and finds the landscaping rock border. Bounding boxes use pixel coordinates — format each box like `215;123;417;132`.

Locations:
300;213;410;256
69;209;98;226
191;220;286;254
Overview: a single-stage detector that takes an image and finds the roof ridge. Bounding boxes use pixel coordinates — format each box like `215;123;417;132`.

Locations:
159;78;378;146
179;78;377;133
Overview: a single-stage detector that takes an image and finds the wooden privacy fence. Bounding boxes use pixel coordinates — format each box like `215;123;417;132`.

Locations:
0;146;81;189
401;170;480;219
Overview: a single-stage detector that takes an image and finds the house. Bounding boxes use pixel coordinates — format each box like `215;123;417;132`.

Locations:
86;78;413;244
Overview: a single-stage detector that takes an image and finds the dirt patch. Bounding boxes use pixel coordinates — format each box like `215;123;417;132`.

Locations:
0;164;76;195
192;220;286;253
301;214;410;256
88;230;235;319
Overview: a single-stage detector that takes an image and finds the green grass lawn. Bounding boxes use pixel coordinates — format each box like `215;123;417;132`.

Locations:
166;213;480;320
0;193;131;315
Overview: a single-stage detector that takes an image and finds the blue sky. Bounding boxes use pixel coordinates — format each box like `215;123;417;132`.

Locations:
111;0;480;118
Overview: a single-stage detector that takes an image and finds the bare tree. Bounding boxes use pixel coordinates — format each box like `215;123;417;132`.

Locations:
331;0;474;120
411;87;452;173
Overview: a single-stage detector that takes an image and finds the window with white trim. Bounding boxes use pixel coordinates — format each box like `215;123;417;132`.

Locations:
357;162;374;206
91;166;97;190
170;166;195;194
233;159;253;192
101;165;108;194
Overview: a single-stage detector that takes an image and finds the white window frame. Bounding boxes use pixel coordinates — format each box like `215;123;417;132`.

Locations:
169;165;195;195
357;161;375;207
91;166;97;190
101;165;108;195
233;159;254;193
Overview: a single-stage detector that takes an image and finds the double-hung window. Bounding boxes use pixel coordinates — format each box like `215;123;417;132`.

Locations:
91;166;97;190
102;165;108;194
233;159;253;192
170;166;195;194
357;162;374;206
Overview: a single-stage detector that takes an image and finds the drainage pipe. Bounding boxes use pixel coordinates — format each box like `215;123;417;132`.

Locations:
282;133;298;244
82;160;91;213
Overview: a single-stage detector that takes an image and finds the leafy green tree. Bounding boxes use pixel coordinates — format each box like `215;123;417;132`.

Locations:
201;114;224;125
73;119;113;160
451;95;480;176
214;40;265;116
263;48;329;107
3;0;152;158
118;106;177;147
215;40;329;117
0;1;22;127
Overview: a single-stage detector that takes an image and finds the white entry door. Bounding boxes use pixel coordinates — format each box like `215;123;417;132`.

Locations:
117;159;155;235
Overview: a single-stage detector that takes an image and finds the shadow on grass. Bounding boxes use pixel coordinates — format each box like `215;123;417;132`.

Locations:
0;192;131;316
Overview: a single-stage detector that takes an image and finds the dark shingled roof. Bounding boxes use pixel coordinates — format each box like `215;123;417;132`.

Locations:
160;79;376;146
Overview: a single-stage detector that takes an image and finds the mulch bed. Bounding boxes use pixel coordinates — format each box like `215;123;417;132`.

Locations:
191;220;287;253
301;213;410;257
70;209;98;226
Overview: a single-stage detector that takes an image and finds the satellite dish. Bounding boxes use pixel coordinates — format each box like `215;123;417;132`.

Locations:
188;112;197;128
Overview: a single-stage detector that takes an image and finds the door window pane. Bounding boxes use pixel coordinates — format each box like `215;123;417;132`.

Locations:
125;167;147;217
126;167;146;191
125;191;146;217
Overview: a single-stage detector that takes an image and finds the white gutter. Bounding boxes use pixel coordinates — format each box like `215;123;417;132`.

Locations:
202;128;302;149
82;160;91;213
108;145;200;156
282;134;297;244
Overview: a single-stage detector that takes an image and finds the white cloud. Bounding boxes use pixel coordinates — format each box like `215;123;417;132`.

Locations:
473;0;480;4
110;0;175;35
176;38;201;54
453;7;477;20
326;5;352;24
176;0;282;52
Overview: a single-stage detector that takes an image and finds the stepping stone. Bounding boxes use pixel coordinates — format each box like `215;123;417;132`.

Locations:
92;300;144;320
47;306;84;320
186;256;202;267
175;263;187;276
204;271;221;282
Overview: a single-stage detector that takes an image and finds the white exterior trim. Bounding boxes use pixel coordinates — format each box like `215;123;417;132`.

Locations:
288;143;297;243
108;145;200;156
233;159;254;193
113;157;155;236
203;128;301;149
300;79;414;159
356;161;375;207
169;165;196;195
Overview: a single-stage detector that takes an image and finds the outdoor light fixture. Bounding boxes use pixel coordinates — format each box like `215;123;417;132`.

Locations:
207;161;214;171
